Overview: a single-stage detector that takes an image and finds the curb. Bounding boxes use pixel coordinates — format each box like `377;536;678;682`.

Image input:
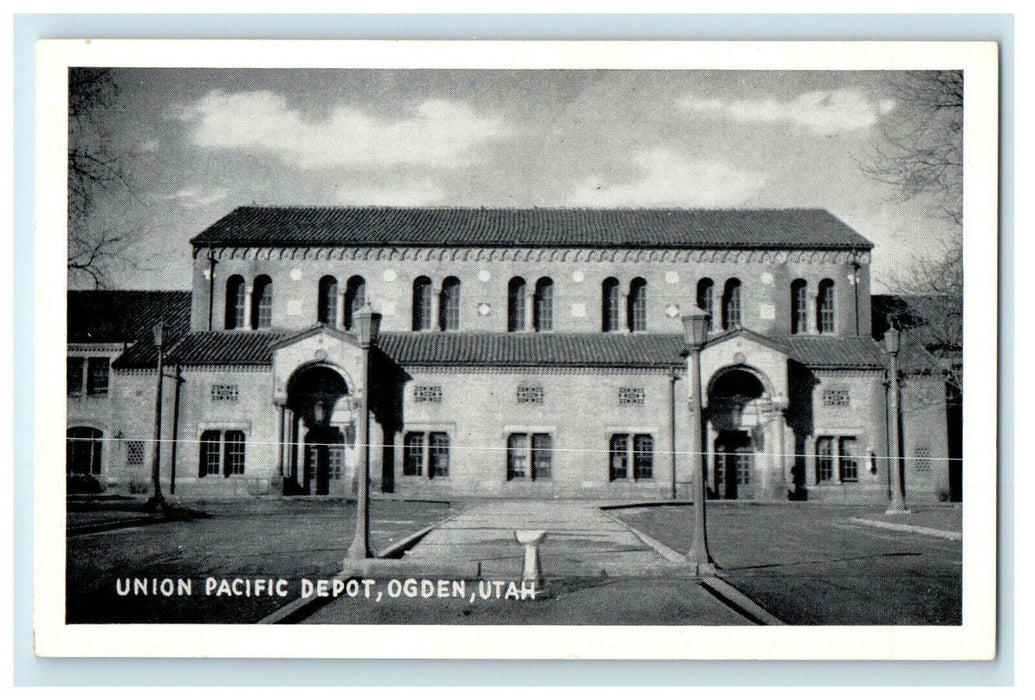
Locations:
701;576;786;626
848;517;962;541
597;508;686;564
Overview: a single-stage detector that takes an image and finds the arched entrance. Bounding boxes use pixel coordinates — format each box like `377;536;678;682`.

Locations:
285;364;352;495
706;368;769;500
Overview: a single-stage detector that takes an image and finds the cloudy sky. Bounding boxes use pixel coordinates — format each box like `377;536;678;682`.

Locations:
81;68;958;290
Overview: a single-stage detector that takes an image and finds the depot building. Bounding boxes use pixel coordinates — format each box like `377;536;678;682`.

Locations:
67;206;952;503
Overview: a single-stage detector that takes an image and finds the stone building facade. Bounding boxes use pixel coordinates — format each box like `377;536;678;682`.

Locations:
68;207;953;503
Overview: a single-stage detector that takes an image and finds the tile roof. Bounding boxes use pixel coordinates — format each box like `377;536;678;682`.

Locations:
116;328;909;372
784;336;885;369
378;332;688;368
190;206;873;251
68;290;192;345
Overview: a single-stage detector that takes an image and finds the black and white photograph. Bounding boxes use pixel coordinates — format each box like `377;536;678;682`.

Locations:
34;39;998;659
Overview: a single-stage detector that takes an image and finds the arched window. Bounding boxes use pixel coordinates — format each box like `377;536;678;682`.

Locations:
628;277;647;332
343;276;366;331
251;275;273;329
508;277;527;332
817;279;836;334
225;275;246;330
791;279;808;335
533;278;554;332
722;279;742;330
439;276;461;331
412;276;433;331
696;278;715;331
602;277;621;332
318;276;338;326
67;427;103;475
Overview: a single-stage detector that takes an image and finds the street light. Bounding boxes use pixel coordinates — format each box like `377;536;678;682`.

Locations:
682;307;716;576
883;326;909;514
147;321;166;511
346;303;382;560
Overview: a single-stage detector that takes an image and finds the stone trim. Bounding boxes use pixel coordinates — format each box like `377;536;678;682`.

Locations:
404;365;684;376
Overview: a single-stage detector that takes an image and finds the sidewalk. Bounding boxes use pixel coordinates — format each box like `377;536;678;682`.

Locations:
295;500;770;625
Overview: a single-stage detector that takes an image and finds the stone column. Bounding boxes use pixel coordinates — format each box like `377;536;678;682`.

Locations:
245;286;254;329
336;289;346;329
525;291;534;332
807;290;819;334
621;292;630;332
275;400;286;478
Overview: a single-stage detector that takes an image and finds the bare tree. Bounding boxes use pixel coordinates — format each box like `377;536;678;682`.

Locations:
862;70;963;226
68;68;137;288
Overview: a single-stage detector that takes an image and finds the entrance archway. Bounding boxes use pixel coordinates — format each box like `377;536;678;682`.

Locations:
707;368;768;500
285;364;351;495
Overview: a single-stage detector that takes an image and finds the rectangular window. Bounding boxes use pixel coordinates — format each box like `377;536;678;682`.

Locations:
403;432;424;476
86;357;110;396
200;430;222;477
531;433;552;480
839;437;859;482
211;384;239;402
414;385;443;403
609;434;629;481
633;434;654;480
822;388;850;407
816;437;835;483
126;440;145;466
429;432;450;478
516;385;544;404
67;357;84;396
224;430;246;476
507;433;529;480
734;449;752;485
618;387;646;405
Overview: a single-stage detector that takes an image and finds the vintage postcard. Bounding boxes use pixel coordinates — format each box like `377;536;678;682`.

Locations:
33;39;998;659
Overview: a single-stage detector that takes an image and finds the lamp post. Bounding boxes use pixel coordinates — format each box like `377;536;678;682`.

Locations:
147;321;166;511
682;307;716;576
884;327;909;514
346;303;382;560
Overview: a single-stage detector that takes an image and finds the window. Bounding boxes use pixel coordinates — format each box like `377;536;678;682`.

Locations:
86;358;109;395
633;434;654;480
404;432;424;476
68;357;109;397
628;277;647;332
815;436;859;483
126;440;145;466
716;448;752;487
67;357;84;396
516;384;544;404
343;276;366;330
318;276;339;326
791;279;808;334
210;384;239;402
327;445;345;480
414;385;443;403
696;278;715;331
199;429;246;477
225;275;246;329
507;433;552;481
722;279;742;330
402;431;449;478
533;278;553;332
618;387;646;405
251;275;273;329
412;276;433;331
602;277;621;332
816;437;835;482
67;427;103;475
508;277;527;332
439;277;461;330
817;279;835;334
609;433;654;481
822;388;850;407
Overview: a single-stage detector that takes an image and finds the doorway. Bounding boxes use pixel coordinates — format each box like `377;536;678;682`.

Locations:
713;430;753;500
305;426;345;496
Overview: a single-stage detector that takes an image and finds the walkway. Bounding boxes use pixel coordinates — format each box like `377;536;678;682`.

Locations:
399;499;679;578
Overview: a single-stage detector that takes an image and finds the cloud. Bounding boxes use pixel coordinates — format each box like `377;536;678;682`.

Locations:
568;148;766;207
334;178;447;206
176;90;509;169
682;90;895;135
160;187;229;209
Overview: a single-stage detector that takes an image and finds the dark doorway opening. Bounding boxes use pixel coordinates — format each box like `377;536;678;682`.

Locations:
714;429;753;500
